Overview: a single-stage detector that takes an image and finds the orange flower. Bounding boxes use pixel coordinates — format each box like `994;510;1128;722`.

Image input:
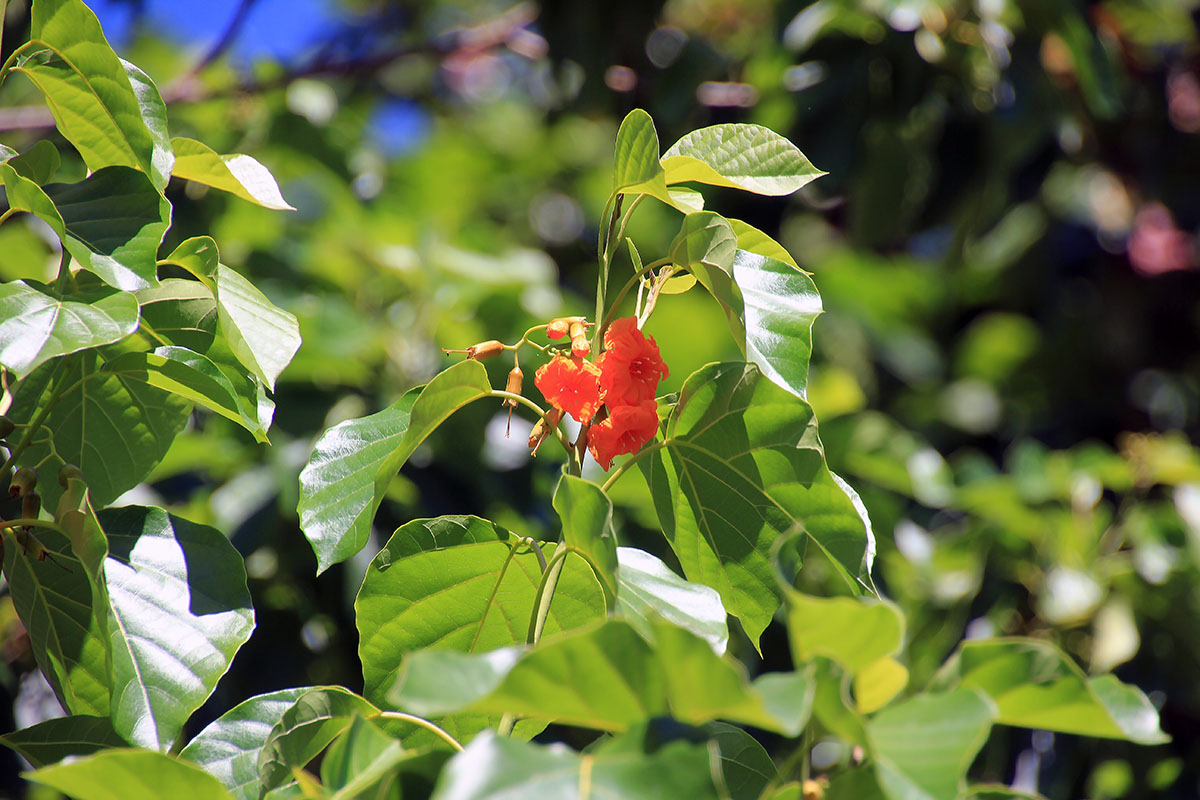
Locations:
587;401;659;470
597;317;669;406
535;355;602;424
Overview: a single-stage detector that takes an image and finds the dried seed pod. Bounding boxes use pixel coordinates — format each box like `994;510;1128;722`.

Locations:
502;366;524;437
442;340;505;361
528;408;564;456
58;463;84;488
9;467;36;499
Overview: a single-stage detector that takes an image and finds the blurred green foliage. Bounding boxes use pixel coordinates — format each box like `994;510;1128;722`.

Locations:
2;0;1199;796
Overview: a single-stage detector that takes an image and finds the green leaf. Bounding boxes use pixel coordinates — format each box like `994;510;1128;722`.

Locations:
931;638;1169;744
95;506;255;751
0;715;127;768
854;657;909;714
181;687;316;800
615;546;728;655
162;235;219;278
5;139;62;184
171;137;294;210
704;722;776;800
298;360;493;573
734;251;822;399
0;526;110;716
641;363;874;644
355;515;604;706
319;715;414;800
782;589;904;675
29;748;236;800
0;280;138;378
390;620;812;736
728;218;800;270
612;109;663;190
553;475;619;609
120;60;173;191
257;687;378;798
103;345;269;441
430;731;721;800
866;688;996;800
669;212;741;338
7;353;191;507
17;0;165;184
43;166;168;290
131;279;218;353
662;123;825;195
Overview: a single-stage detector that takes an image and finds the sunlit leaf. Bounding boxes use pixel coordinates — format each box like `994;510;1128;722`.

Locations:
553;475;619;609
171;137;294;211
0;280;138;378
662;123;825;195
728;219;799;270
356;515;604;706
29;748;236;800
854;657;909;714
734;251;821;399
181;688;316;800
0;715;126;768
612;109;662;190
615;546;727;655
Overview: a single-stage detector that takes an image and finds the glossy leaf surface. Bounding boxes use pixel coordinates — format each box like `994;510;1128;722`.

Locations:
171;137;294;210
662;123;825;195
29;748;236;800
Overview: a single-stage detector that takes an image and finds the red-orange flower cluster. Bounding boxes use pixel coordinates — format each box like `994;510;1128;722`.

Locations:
533;315;669;469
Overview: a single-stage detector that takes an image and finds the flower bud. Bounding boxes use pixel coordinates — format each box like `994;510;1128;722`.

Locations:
58;463;84;489
22;492;41;521
9;467;36;499
569;321;590;357
501;366;524;407
0;415;15;438
442;340;505;361
528;407;564;456
547;318;571;340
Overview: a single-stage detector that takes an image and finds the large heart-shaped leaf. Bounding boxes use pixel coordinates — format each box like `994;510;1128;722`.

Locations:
728;218;800;269
640;362;873;643
0;715;127;768
390;620;813;736
553;475;618;609
430;731;721;800
0;280;138;378
783;589;904;675
298;359;493;573
867;688;996;800
615;546;728;655
6;353;191;508
16;0;165;184
95;506;256;751
705;721;777;800
29;748;236;800
181;687;316;800
931;638;1168;744
170;137;294;211
0;526;110;717
662;123;825;195
356;515;605;706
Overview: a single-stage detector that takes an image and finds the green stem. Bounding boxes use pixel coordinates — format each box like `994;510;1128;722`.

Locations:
375;712;464;751
601;257;672;331
525;543;568;645
0;519;64;534
487;390;572;453
593;193;624;351
0;209;15;226
0;40;46;89
600;441;667;493
54;247;71;294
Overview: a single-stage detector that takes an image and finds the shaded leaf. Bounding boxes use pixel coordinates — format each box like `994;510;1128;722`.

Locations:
356;515;604;706
390;620;813;736
320;715;421;800
7;353;191;508
931;638;1169;744
662;123;825;195
5;139;61;184
641;363;873;644
669;212;741;338
181;687;315;800
704;721;776;800
429;731;721;800
553;475;619;609
0;715;127;768
867;688;996;800
171;137;294;211
299;360;493;573
615;546;727;655
29;748;235;800
131;279;218;354
103;345;268;441
0;280;138;378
